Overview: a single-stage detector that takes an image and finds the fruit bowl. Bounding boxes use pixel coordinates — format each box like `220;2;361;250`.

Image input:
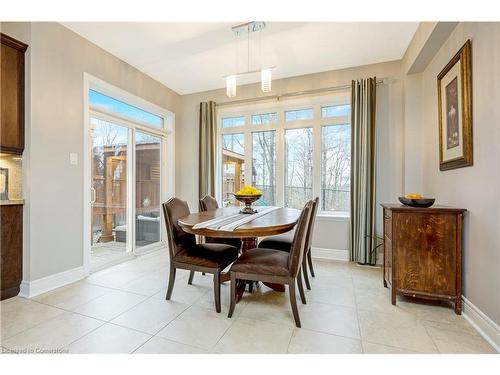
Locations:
233;194;262;214
398;196;435;208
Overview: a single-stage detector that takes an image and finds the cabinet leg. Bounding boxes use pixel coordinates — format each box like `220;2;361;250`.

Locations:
383;279;387;288
455;297;462;315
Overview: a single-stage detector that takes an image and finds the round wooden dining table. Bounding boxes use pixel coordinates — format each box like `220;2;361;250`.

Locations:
178;206;301;297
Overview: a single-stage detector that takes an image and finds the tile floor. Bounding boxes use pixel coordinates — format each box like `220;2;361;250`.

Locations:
1;250;496;354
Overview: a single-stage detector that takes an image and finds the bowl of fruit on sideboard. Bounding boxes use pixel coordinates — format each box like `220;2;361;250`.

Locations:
233;186;262;214
398;193;435;208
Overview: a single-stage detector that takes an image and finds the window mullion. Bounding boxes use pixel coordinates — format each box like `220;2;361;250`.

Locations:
275;119;285;207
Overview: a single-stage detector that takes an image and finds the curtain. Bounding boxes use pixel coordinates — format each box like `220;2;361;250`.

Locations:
198;101;217;199
350;78;377;265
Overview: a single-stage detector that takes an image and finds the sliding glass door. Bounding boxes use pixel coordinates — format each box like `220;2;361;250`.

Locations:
85;81;173;272
89;117;165;270
135;132;161;250
90;118;131;270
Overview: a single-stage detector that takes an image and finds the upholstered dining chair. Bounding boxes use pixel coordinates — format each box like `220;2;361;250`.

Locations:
227;200;314;328
199;195;242;249
162;197;239;313
258;197;319;290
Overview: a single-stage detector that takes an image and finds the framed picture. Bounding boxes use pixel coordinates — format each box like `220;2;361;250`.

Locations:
437;39;473;171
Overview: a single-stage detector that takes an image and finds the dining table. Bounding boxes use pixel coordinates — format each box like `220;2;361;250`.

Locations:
178;205;301;299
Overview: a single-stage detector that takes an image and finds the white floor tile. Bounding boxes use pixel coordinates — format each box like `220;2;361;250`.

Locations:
111;298;189;334
32;282;113;310
72;290;148;321
288;328;362;354
134;336;208;354
358;309;438;353
299;302;361;339
2;312;103;352
214;318;293;353
67;323;151;353
1;297;66;340
156;306;232;350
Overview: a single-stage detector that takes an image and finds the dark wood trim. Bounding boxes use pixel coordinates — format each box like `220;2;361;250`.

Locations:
0;33;28;52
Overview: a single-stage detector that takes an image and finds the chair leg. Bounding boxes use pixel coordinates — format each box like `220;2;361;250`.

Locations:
166;264;176;300
288;280;301;328
302;258;311;290
213;272;221;313
297;270;307;304
188;270;195;285
307;249;315;277
228;273;236;318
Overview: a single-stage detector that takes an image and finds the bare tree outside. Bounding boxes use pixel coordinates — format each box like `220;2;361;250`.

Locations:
321;124;351;211
285;128;313;209
252;130;276;205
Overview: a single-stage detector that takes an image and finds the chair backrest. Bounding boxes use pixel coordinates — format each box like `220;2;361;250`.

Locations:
304;197;319;252
288;200;313;276
199;195;219;211
162;197;196;259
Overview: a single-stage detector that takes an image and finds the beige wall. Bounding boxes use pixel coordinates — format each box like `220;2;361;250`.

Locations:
403;22;500;325
177;60;404;253
1;22;181;281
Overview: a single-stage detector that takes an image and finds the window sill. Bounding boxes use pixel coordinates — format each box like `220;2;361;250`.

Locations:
316;212;350;222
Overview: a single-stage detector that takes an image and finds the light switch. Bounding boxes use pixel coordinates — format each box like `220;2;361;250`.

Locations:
69;153;78;165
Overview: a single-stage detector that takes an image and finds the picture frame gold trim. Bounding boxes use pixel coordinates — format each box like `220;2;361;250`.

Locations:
437;39;473;171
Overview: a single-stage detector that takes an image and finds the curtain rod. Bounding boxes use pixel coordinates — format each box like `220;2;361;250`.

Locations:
216;78;387;108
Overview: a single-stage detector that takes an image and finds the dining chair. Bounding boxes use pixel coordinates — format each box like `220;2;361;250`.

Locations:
227;200;314;327
162;197;239;313
257;197;319;290
199;195;242;249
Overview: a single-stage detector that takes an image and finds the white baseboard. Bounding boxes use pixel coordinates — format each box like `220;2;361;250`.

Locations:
311;247;349;261
462;296;500;353
19;266;87;298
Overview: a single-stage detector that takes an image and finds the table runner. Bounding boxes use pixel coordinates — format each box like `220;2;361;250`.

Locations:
193;206;280;231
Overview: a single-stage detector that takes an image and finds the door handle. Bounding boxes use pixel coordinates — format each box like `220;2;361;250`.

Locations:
90;187;96;203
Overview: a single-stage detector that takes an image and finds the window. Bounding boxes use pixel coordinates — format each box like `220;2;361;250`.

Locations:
252;112;278;125
252;131;276;205
285;128;313;209
89;89;163;128
218;94;351;214
222;133;245;206
321;125;351;211
321;104;351;118
222;116;245;128
285;108;313;121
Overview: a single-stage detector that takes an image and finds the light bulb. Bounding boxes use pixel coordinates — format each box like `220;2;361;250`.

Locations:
261;68;272;93
226;75;237;98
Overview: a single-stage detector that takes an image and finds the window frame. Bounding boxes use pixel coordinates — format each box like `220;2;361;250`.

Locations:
217;93;351;216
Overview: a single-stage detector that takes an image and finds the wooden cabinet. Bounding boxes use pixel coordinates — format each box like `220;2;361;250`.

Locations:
1;204;23;300
1;33;28;155
381;204;466;314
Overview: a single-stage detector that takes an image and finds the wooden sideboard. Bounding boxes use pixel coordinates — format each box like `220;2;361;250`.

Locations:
381;204;466;314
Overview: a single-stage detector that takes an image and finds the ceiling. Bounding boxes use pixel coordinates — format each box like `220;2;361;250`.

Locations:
62;22;419;95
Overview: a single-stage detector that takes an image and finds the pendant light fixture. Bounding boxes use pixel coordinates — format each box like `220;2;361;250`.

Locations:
225;22;275;98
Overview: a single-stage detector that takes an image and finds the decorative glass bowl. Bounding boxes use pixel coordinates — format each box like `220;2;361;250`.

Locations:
233;194;262;214
398;197;435;208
